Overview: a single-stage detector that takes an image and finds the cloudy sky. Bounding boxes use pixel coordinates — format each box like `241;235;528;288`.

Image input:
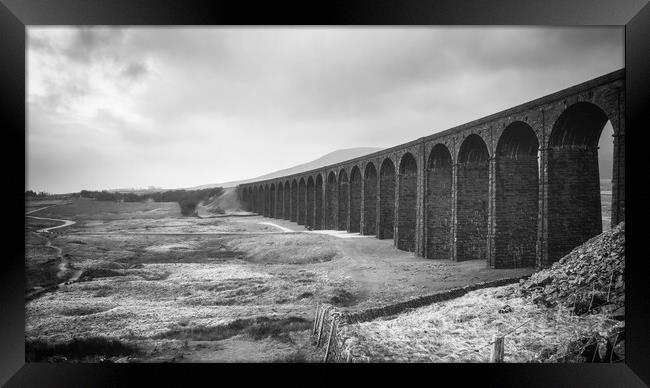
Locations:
27;27;623;194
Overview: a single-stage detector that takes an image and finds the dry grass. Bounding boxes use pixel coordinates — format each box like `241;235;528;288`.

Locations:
225;234;338;264
341;285;623;362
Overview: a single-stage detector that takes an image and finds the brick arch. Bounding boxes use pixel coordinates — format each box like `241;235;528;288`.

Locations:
363;162;378;235
298;177;307;225
425;143;453;260
315;174;324;229
546;101;611;263
325;171;337;229
349;166;362;233
457;134;489;262
397;152;418;252
378;158;396;240
337;169;349;230
306;176;315;228
290;179;298;222
494;121;539;268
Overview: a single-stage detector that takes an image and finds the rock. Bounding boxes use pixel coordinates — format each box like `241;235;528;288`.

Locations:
498;305;513;314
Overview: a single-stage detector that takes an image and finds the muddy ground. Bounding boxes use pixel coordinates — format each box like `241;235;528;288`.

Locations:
25;198;534;362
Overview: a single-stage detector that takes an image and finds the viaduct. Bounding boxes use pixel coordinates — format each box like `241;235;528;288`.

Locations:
237;69;625;269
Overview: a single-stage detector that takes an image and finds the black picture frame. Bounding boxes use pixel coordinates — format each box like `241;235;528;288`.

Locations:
2;0;649;386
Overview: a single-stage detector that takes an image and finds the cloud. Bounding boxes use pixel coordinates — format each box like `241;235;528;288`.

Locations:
62;27;125;63
27;27;624;193
120;62;149;81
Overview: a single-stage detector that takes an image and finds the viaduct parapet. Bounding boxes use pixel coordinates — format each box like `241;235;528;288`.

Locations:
237;69;625;269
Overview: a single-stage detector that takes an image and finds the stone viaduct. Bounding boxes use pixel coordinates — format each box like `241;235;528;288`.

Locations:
237;69;625;269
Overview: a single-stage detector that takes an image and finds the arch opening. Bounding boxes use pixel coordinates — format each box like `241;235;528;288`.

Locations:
276;183;284;218
457;134;489;261
263;185;270;217
306;177;315;227
378;158;396;239
397;153;418;252
283;181;290;220
349;167;362;233
338;170;349;230
494;122;539;268
269;183;276;218
425;144;453;260
363;163;377;235
290;180;298;222
298;178;306;225
325;172;337;229
547;102;612;264
315;174;323;229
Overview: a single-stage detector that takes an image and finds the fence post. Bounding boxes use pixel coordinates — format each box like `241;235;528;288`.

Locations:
312;303;320;335
316;307;328;346
491;335;504;362
323;319;337;363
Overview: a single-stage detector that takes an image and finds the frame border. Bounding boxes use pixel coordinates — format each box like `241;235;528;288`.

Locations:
2;0;648;385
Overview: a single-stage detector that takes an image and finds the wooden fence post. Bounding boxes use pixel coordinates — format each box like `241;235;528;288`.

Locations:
316;307;328;346
323;320;337;363
491;335;504;362
312;303;320;335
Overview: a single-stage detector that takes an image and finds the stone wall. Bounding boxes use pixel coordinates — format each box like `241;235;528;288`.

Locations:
312;275;529;362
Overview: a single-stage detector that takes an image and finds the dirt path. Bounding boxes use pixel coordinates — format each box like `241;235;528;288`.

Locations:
26;205;81;301
28;215;76;232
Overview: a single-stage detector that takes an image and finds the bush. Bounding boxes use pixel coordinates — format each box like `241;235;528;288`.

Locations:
179;199;199;216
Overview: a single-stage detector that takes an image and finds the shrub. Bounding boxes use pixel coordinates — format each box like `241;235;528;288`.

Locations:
179;199;199;216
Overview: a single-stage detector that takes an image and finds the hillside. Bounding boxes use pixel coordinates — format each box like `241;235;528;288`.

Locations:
188;147;383;190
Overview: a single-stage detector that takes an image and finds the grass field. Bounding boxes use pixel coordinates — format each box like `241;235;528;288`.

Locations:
23;197;561;362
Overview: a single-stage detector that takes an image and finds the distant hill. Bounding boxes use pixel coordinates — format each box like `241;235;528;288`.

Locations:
188;147;384;189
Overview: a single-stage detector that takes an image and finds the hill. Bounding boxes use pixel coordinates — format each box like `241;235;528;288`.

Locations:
188;147;383;190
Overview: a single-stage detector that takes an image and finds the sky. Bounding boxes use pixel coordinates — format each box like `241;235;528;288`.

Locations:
27;27;623;194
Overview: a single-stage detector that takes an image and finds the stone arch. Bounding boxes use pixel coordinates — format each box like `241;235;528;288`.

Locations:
271;183;278;218
338;169;349;230
315;174;324;229
363;162;378;235
276;182;284;218
546;101;611;263
283;181;290;220
306;176;315;227
298;178;306;225
397;152;418;252
457;134;489;261
378;158;396;239
349;166;362;233
494;122;539;268
325;171;337;229
425;143;453;260
290;179;298;222
263;184;270;217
